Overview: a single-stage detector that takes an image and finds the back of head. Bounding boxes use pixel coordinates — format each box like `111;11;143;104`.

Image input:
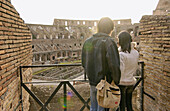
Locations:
97;17;114;34
118;31;132;53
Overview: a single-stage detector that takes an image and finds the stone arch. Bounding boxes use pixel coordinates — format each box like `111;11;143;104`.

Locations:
80;33;85;39
58;33;62;39
47;54;50;61
63;51;66;57
57;52;61;57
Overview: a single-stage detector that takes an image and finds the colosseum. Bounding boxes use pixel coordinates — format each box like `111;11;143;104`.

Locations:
28;18;140;65
0;0;169;111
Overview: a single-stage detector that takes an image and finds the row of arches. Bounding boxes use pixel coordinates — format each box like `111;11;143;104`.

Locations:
33;50;81;64
34;33;86;40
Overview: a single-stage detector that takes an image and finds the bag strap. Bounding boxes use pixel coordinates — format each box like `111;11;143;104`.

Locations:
102;38;107;81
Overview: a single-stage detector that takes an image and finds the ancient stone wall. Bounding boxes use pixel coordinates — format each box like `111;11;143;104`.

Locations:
0;0;32;110
113;19;132;26
139;15;170;111
53;19;98;27
153;0;170;15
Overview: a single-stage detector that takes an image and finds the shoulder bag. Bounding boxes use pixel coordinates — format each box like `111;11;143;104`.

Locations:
96;77;120;109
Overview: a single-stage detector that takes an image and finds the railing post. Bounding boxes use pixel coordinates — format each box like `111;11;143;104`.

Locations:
84;70;86;81
19;66;23;111
63;82;67;111
140;62;144;111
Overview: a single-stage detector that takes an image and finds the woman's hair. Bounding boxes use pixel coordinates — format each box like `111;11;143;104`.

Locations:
97;17;114;34
118;31;132;53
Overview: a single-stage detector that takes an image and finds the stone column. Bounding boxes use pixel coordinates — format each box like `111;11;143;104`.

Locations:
39;54;42;61
33;55;35;62
44;54;47;62
66;51;68;57
61;51;63;57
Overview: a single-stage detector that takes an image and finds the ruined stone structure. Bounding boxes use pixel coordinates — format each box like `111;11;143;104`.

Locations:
153;0;170;15
28;19;140;65
0;0;32;110
27;20;94;64
139;15;170;111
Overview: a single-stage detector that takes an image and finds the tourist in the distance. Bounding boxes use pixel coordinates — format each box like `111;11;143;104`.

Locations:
117;31;139;111
82;17;121;111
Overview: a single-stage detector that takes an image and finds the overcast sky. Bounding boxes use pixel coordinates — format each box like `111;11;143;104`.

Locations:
11;0;159;25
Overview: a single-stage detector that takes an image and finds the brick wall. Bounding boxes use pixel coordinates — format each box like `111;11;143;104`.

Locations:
139;15;170;111
0;0;32;111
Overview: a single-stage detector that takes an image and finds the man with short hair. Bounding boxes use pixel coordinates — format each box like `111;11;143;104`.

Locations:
82;17;121;111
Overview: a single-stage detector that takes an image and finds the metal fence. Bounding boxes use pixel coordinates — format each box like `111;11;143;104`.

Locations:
14;62;155;111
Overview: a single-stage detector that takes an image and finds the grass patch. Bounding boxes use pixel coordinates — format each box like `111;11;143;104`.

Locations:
33;67;55;75
59;60;81;65
33;60;82;75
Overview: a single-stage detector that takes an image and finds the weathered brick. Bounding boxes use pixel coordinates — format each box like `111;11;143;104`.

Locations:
1;71;11;79
0;78;6;86
0;41;4;45
0;50;5;55
2;79;11;88
0;26;8;31
0;45;8;49
5;40;13;44
0;69;6;76
2;13;11;19
0;7;7;13
0;87;7;97
0;62;11;70
5;48;13;53
0;31;3;35
6;65;14;71
0;36;8;40
0;54;10;59
8;36;16;39
0;86;2;91
5;57;14;63
0;21;3;26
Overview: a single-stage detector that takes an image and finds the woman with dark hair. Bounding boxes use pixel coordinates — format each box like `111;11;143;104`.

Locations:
117;31;139;111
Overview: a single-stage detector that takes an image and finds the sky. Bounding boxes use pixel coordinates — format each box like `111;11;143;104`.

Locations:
11;0;159;25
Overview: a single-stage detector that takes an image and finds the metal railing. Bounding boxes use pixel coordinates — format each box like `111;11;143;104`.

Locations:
15;62;155;111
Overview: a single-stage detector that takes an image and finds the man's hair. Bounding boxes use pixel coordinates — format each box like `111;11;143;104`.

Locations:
97;17;114;34
118;31;132;53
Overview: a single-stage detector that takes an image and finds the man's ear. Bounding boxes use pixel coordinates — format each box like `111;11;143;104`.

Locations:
109;30;113;36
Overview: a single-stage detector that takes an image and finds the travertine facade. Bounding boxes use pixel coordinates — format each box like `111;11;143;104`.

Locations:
0;0;32;110
139;15;170;111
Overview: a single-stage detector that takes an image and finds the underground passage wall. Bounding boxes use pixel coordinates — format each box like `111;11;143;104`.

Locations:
0;0;32;111
139;15;170;111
